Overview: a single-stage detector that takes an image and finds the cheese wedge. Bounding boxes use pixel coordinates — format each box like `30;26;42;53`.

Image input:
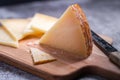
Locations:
0;27;18;48
40;4;93;59
30;47;56;64
0;19;30;40
24;13;58;36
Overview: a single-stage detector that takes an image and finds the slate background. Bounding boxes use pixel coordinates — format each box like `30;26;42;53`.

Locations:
0;0;120;80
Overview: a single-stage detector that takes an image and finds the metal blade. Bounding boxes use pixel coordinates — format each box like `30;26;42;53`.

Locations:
0;22;2;27
91;30;118;56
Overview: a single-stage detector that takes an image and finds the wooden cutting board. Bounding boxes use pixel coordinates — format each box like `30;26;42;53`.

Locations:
0;35;119;80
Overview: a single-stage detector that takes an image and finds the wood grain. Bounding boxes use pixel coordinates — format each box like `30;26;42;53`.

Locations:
0;35;119;80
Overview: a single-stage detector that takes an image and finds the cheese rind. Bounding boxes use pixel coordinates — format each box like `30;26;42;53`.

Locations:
0;19;30;40
24;13;58;36
40;4;93;59
0;27;18;48
30;48;56;64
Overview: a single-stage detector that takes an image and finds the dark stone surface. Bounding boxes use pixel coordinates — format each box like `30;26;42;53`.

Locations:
0;0;120;80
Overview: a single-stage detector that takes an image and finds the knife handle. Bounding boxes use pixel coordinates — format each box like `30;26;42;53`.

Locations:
109;52;120;68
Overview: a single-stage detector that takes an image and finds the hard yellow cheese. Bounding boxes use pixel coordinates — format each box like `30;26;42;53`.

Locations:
30;47;56;64
0;27;18;48
0;19;30;40
24;13;58;36
40;4;93;59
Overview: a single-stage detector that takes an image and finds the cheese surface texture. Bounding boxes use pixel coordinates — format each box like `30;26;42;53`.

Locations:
0;27;18;48
0;19;30;40
30;48;56;64
40;4;93;59
24;14;58;36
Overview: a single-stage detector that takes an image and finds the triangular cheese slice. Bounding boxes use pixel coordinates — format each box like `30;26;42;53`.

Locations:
30;48;56;64
24;13;58;36
40;4;93;59
0;19;30;40
0;27;18;48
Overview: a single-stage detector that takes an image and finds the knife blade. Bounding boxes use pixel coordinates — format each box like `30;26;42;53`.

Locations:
91;30;120;68
0;22;2;27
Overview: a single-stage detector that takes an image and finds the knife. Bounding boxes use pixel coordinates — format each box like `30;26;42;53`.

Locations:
91;30;120;68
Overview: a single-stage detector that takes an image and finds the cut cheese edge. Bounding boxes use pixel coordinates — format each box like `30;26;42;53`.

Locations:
0;19;30;40
30;47;56;64
40;4;93;59
0;27;18;48
24;13;58;36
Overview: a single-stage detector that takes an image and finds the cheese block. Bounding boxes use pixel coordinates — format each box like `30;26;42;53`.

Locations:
0;27;18;48
24;13;58;36
40;4;93;59
30;47;56;64
0;19;30;40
